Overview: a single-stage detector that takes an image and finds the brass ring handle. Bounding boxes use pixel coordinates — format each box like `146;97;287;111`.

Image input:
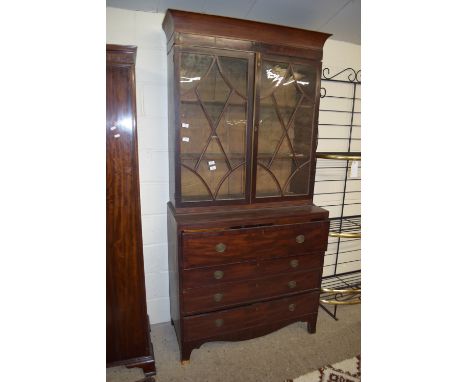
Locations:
316;153;361;160
296;234;305;244
329;232;361;239
213;293;223;302
290;259;299;268
213;270;224;280
215;243;226;253
288;303;296;312
214;318;224;327
288;281;297;289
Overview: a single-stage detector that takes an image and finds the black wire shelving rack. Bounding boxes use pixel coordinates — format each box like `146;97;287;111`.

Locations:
315;67;361;320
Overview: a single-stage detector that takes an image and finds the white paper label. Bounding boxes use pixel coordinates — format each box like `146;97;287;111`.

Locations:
182;137;190;142
209;165;217;171
182;123;189;128
350;160;359;178
208;160;216;166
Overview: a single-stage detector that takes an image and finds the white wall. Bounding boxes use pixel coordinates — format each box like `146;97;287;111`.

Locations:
107;8;171;324
323;39;361;69
106;7;361;324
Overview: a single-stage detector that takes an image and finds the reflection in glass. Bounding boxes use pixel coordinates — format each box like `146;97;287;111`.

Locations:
291;63;317;99
180;53;212;94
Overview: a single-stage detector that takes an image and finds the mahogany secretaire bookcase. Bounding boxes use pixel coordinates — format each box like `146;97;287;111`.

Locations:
163;9;331;362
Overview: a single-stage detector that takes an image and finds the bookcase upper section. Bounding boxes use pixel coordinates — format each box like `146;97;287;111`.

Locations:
163;9;331;209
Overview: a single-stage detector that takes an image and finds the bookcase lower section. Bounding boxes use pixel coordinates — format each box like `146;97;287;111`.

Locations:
167;202;329;362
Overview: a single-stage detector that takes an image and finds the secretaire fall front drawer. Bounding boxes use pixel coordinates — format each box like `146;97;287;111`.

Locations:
182;221;329;268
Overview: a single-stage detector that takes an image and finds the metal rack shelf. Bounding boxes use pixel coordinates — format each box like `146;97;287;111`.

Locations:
320;216;361;318
320;271;361;318
315;67;361;320
316;152;361;161
329;215;361;239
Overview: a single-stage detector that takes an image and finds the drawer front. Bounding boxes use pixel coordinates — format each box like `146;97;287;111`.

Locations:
183;292;319;341
184;261;258;289
182;221;329;268
260;253;323;277
183;253;323;289
183;269;321;314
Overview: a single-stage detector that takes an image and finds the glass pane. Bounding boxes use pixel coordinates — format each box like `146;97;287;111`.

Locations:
217;164;246;200
197;62;231;124
179;101;211;157
287;162;311;195
256;164;281;197
257;98;283;165
179;52;249;202
180;53;212;95
256;59;317;198
181;165;212;202
291;63;318;99
217;93;247;161
288;98;314;159
219;56;248;98
261;61;288;98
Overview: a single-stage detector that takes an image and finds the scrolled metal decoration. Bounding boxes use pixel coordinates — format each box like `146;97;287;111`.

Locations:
320;87;327;98
322;67;361;83
320;287;361;305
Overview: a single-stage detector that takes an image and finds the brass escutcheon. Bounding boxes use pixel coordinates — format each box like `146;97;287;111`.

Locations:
214;270;224;280
288;280;297;289
213;293;223;302
290;259;299;268
215;243;226;253
215;318;224;327
296;234;305;244
289;303;296;312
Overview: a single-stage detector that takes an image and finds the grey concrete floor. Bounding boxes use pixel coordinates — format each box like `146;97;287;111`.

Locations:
150;304;360;382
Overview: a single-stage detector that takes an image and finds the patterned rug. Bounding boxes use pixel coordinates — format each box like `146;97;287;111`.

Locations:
287;355;361;382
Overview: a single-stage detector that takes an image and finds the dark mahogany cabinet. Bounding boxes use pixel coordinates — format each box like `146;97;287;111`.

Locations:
163;10;331;362
106;44;156;376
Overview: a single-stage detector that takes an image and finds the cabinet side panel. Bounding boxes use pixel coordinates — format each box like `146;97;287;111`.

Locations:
167;205;182;347
106;47;153;365
308;61;323;202
167;48;176;205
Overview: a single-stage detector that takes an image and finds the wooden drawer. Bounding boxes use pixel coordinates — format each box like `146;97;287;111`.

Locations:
182;221;329;268
183;253;323;289
183;292;319;341
183;268;321;314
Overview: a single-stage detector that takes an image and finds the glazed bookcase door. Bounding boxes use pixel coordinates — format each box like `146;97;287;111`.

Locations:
253;55;321;201
176;48;254;205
